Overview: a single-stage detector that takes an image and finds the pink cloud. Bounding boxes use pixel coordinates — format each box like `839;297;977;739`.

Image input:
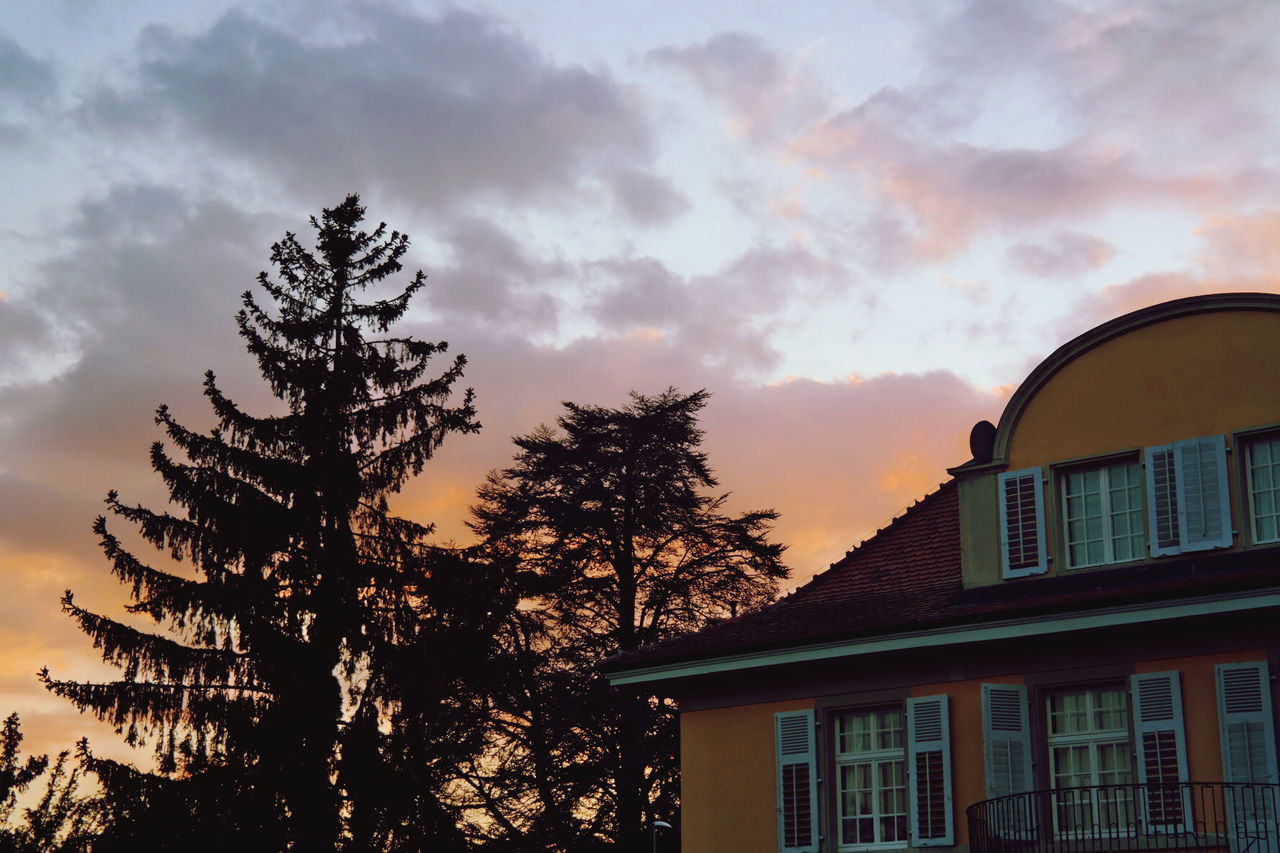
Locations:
1007;230;1116;278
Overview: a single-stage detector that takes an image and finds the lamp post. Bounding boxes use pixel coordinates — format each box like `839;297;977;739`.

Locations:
652;819;672;853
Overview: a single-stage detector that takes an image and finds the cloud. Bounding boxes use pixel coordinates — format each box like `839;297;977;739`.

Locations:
81;7;668;214
0;35;55;107
425;215;570;334
605;166;691;226
1007;230;1116;278
1196;210;1280;287
587;242;849;377
648;31;828;144
0;34;56;147
790;105;1231;264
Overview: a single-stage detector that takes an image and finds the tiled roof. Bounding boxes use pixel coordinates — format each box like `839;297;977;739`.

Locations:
606;479;964;670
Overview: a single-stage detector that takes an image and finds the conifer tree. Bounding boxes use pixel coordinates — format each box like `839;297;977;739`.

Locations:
40;196;492;850
467;389;788;852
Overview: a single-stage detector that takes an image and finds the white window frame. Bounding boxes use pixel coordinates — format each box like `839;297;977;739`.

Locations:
1060;460;1146;569
1045;685;1137;839
829;699;954;850
1245;436;1280;545
834;706;908;851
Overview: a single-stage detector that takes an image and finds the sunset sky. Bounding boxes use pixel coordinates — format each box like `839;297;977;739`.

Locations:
2;0;1279;761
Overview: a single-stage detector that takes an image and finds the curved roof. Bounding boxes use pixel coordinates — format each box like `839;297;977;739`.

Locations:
991;292;1280;464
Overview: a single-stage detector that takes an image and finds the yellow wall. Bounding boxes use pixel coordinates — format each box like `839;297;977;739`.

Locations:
681;699;814;853
1008;311;1280;470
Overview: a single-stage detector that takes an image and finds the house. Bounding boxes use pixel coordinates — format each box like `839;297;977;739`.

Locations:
604;293;1280;853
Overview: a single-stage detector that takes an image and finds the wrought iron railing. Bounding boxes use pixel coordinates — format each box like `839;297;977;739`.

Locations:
967;782;1280;853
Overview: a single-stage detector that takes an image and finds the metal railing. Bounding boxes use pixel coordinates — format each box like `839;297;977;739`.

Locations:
968;782;1280;853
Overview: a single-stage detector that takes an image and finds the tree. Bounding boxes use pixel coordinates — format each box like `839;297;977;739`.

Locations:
0;714;100;853
40;195;494;850
467;389;788;851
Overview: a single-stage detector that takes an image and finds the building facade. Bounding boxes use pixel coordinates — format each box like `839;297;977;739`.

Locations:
605;293;1280;853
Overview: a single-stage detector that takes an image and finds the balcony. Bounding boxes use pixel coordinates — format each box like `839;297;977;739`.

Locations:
967;782;1280;853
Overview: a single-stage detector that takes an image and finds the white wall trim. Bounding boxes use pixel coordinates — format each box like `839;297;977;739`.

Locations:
607;589;1280;686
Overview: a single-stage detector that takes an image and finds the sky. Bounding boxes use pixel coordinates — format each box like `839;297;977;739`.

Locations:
2;0;1279;762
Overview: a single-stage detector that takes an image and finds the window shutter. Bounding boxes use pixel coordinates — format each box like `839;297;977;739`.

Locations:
776;710;819;853
1216;663;1279;853
1147;444;1182;556
999;469;1047;578
1217;662;1279;784
1147;436;1232;556
983;683;1033;799
1179;435;1232;551
908;695;953;847
1131;671;1190;831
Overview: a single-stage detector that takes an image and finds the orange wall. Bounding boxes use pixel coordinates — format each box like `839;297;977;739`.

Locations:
681;699;814;853
1008;310;1280;470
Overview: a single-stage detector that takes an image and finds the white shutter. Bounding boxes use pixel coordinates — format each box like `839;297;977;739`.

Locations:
776;710;819;853
1218;663;1278;784
1147;436;1232;556
908;695;953;846
983;684;1033;799
1131;671;1190;831
999;469;1047;578
1217;663;1279;853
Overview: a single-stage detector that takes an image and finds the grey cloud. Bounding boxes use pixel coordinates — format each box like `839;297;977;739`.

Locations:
0;35;55;107
588;243;847;377
606;166;690;226
0;186;276;490
588;256;688;328
1007;231;1115;278
649;31;828;143
83;7;654;210
427;215;569;333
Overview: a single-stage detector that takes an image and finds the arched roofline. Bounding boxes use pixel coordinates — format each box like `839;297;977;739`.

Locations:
991;292;1280;464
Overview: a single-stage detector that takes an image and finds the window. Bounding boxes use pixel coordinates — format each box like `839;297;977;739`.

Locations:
795;696;952;851
836;708;907;848
1246;436;1280;544
1061;461;1145;568
997;435;1233;579
981;673;1191;838
1047;687;1135;835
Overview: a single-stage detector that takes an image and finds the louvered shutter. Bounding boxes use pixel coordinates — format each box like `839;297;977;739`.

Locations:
776;710;819;853
999;469;1047;578
1218;663;1278;784
1217;663;1279;853
983;684;1033;799
1147;444;1182;556
1147;436;1232;556
1131;671;1190;831
908;695;953;846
